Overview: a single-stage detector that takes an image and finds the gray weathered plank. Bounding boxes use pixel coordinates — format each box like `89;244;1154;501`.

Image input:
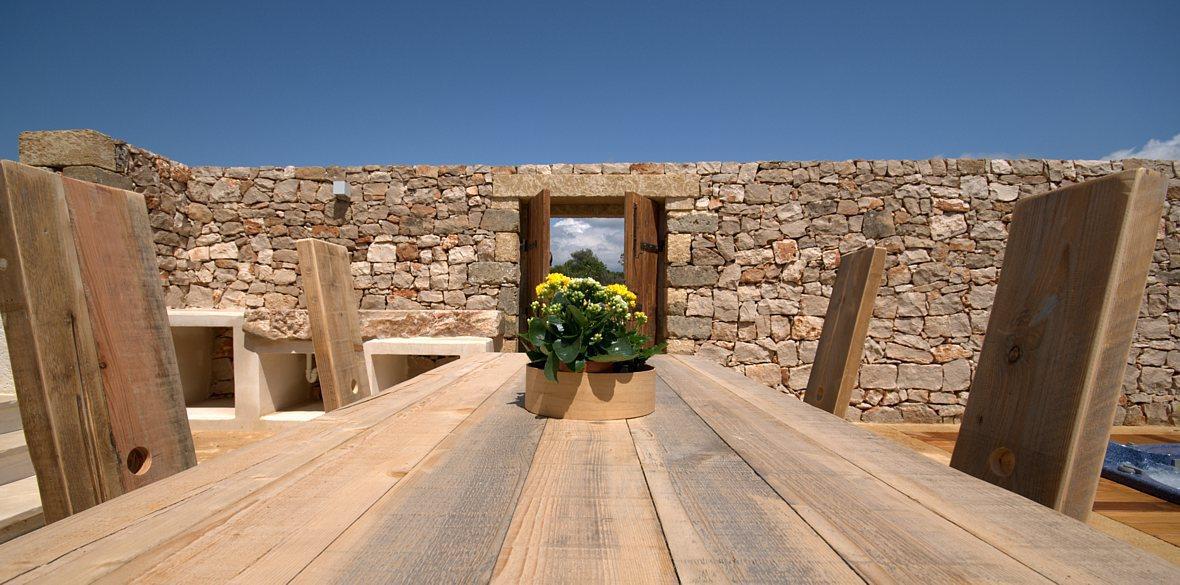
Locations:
291;359;546;584
658;357;1050;583
673;355;1180;584
631;379;864;583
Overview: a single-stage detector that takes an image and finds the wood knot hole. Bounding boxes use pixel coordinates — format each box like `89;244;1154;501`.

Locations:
1006;345;1021;363
127;446;151;475
988;447;1016;478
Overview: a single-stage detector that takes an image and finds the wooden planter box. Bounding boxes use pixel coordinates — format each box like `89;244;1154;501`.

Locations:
524;365;655;420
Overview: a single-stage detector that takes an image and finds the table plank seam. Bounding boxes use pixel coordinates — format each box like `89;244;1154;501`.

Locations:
670;355;1179;583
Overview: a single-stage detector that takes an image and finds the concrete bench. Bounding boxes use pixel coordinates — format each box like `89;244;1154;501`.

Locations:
364;337;495;393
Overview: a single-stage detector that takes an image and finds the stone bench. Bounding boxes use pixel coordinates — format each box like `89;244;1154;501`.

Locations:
364;337;495;393
170;309;507;429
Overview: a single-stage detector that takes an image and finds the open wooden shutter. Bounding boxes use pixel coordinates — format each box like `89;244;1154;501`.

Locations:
519;189;551;330
624;191;661;344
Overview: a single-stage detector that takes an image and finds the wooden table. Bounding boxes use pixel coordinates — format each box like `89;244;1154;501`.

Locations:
0;354;1175;583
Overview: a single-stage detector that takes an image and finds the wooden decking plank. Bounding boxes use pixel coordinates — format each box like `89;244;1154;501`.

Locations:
491;418;677;584
657;358;1051;584
0;354;500;582
630;380;864;584
290;361;547;584
115;355;527;583
673;355;1180;583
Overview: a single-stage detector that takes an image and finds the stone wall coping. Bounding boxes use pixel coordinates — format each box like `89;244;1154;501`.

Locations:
243;309;506;341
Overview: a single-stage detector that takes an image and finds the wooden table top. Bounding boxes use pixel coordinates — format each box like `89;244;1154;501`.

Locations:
0;353;1175;583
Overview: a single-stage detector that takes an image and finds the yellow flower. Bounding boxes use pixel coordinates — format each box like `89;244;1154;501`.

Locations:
535;273;571;298
605;283;637;307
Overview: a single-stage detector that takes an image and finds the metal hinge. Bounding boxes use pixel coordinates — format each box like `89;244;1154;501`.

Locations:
640;242;662;253
520;240;536;252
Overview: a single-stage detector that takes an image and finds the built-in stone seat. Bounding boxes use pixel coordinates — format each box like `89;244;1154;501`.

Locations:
169;309;506;430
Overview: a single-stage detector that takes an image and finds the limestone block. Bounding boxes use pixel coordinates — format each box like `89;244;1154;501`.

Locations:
19;129;123;171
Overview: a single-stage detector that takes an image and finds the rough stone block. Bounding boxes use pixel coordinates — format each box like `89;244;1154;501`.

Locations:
19;129;123;171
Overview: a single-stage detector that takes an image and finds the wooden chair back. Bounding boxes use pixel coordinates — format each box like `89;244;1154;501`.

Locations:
950;169;1166;520
0;161;196;523
803;246;886;418
295;238;372;411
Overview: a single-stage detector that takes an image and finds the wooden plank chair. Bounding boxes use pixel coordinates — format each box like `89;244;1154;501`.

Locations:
295;239;373;411
803;246;886;418
950;169;1167;520
0;161;196;523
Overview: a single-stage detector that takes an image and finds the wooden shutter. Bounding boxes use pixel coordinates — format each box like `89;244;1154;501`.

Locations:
624;191;660;344
950;169;1166;520
520;189;551;329
296;238;372;410
0;161;196;522
803;246;886;418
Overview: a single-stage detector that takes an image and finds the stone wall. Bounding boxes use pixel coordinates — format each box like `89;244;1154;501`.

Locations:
17;130;1180;425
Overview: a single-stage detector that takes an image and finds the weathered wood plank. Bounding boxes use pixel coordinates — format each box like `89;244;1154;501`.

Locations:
120;355;527;584
520;189;551;325
290;359;547;584
630;380;863;584
625;191;661;343
62;175;196;492
0;161;124;522
803;246;885;418
950;169;1167;520
296;238;371;411
673;355;1180;584
492;419;677;584
657;357;1051;583
0;354;501;582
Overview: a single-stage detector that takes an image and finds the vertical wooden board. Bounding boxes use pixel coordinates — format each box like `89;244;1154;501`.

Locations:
950;169;1167;520
520;189;551;327
296;238;371;411
630;382;863;583
290;365;546;584
491;419;677;584
624;191;660;343
675;355;1180;584
0;161;122;522
803;246;885;417
62;176;196;492
656;358;1050;584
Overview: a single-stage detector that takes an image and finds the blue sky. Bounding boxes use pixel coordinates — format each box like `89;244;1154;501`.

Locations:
2;1;1178;167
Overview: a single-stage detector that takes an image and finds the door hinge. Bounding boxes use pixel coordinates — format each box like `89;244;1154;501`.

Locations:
640;242;662;253
520;240;536;252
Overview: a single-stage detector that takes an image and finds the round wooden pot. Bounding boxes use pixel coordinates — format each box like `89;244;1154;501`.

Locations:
524;364;655;420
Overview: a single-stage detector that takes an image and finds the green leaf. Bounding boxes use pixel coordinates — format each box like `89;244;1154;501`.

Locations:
544;352;559;382
553;337;583;364
588;337;638;362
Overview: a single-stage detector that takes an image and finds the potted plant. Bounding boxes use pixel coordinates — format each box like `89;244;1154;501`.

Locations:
518;273;664;420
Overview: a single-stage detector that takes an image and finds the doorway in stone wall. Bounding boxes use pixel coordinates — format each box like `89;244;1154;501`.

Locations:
518;191;666;344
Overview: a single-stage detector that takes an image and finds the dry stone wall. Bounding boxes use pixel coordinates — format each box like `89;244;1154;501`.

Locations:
18;130;1180;425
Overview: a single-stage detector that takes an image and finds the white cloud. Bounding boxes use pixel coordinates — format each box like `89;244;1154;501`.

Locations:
1105;133;1180;160
550;217;624;271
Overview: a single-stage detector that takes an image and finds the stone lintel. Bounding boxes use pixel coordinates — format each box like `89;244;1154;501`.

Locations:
491;173;699;200
18;129;125;172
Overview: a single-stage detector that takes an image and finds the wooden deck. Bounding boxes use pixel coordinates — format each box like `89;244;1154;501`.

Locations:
1;354;1175;583
864;423;1180;563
